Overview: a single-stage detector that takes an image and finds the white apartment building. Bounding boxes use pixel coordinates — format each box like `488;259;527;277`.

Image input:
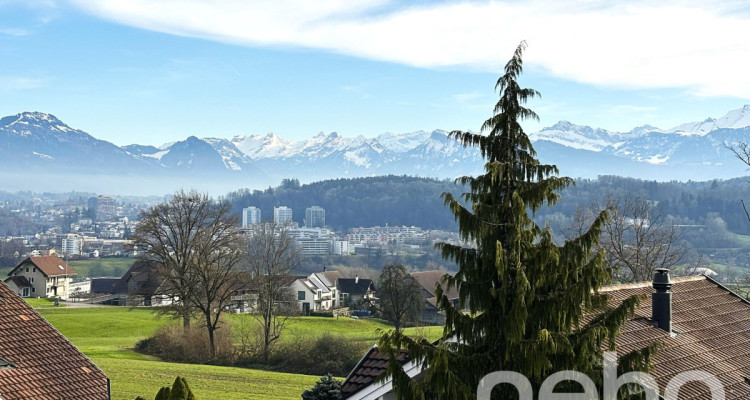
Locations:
242;206;261;228
305;206;325;228
274;206;294;225
61;235;84;256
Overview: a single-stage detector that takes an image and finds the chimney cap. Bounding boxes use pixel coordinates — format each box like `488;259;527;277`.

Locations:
653;268;672;289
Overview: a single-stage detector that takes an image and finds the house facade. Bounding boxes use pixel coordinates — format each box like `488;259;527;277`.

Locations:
290;278;317;315
336;276;376;308
4;256;76;299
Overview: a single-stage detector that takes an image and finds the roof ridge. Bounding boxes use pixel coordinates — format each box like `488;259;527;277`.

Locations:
599;275;706;293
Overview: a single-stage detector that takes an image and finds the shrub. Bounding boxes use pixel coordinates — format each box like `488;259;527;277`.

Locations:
301;374;343;400
136;376;197;400
270;333;364;376
135;323;234;365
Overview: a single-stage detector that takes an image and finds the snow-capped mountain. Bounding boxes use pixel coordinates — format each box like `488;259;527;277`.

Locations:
1;106;750;194
668;105;750;135
530;121;627;151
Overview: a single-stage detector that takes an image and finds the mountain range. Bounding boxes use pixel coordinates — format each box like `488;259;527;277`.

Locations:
1;107;749;194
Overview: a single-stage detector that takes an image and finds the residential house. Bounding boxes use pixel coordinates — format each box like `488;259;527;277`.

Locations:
5;256;76;299
3;276;32;298
288;271;345;312
307;271;342;311
290;278;317;315
409;270;459;324
0;280;110;399
112;260;172;306
227;271;259;313
342;271;750;399
336;276;376;308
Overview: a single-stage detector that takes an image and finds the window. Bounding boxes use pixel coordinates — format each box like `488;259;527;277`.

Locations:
298;291;305;301
25;267;28;273
30;278;34;283
33;268;36;273
32;288;35;293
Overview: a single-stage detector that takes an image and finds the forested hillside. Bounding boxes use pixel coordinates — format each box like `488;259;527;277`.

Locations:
225;176;464;231
227;175;750;236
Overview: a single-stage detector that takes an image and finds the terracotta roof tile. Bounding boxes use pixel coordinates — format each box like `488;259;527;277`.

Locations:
9;256;76;277
343;275;750;399
341;346;409;398
605;276;750;399
0;280;108;399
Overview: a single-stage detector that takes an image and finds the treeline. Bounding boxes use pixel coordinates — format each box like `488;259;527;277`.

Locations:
535;175;750;235
225;176;464;231
227;174;750;235
0;208;45;236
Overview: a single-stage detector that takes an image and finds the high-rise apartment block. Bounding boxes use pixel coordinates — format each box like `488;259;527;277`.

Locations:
242;207;261;227
305;206;326;228
61;236;84;256
274;206;293;225
88;195;116;221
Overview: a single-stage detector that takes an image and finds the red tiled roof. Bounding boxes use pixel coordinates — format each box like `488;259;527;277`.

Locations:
602;275;750;399
10;256;76;277
341;346;409;398
410;270;458;300
0;280;109;399
343;275;750;399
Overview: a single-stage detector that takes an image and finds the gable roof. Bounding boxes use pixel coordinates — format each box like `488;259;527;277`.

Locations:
90;278;119;294
603;275;750;398
4;276;32;288
342;275;750;399
308;273;332;293
112;260;163;295
9;256;76;277
0;280;109;399
337;278;374;295
321;270;343;284
341;345;410;399
410;270;458;300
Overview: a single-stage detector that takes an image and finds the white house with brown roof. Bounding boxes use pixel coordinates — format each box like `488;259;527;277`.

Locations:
5;256;76;299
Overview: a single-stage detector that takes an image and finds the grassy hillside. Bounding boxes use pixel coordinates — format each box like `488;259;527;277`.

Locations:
67;257;134;278
35;305;441;399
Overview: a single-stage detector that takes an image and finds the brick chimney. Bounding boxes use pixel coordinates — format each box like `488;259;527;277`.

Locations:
652;268;672;333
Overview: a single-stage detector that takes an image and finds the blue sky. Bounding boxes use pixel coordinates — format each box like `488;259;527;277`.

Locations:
1;0;748;146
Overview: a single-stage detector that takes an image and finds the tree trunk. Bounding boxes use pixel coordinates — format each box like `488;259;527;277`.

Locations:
182;311;191;331
206;312;216;358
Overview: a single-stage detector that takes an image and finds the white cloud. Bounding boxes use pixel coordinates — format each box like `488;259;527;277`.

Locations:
0;27;32;36
69;0;750;98
0;76;46;90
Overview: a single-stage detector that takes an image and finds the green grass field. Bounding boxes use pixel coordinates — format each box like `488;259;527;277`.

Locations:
68;257;135;278
24;297;67;308
35;306;441;399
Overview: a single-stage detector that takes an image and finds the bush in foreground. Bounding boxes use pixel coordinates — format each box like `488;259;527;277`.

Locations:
301;374;342;400
135;323;234;365
135;376;197;400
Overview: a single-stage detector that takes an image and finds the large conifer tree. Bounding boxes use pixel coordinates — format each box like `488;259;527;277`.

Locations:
379;42;652;399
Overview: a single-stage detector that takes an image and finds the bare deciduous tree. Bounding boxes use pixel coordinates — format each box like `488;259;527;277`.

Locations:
565;194;703;283
367;264;422;332
725;140;750;222
245;223;301;363
133;190;246;357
